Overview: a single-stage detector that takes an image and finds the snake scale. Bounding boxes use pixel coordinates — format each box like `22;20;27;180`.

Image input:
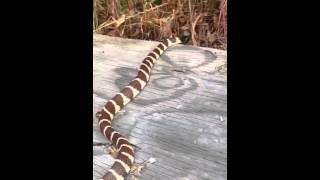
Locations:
96;37;182;180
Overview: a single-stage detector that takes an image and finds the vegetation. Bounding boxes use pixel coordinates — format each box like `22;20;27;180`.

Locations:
93;0;227;50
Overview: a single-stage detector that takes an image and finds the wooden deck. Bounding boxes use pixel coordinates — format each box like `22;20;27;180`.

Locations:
93;34;227;180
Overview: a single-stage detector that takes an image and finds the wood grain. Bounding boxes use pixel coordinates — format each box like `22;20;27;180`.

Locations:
93;34;227;180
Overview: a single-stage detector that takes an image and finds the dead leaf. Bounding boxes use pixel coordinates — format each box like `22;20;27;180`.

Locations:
130;163;145;178
147;157;156;164
108;145;119;158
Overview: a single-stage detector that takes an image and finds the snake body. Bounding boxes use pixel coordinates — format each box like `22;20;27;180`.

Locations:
97;37;182;180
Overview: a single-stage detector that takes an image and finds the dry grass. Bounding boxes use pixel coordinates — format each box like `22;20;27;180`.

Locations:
93;0;227;50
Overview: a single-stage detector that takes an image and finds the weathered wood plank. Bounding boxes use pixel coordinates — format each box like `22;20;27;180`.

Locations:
93;34;227;180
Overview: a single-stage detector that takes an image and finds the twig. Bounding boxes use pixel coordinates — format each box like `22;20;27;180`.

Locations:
188;0;193;27
191;14;202;46
125;3;168;21
111;0;119;19
94;3;168;33
217;0;227;35
93;142;110;146
94;14;126;32
188;0;201;46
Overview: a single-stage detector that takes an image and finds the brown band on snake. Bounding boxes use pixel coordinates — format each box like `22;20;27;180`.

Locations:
117;151;133;167
153;48;161;56
105;101;116;116
112;94;125;109
97;37;182;180
128;80;142;91
103;124;113;139
99;120;110;128
147;52;157;60
143;57;154;66
157;43;165;51
120;87;134;100
162;39;169;47
111;132;121;144
118;144;134;156
139;64;151;75
116;138;130;149
100;111;112;122
142;59;153;69
136;71;148;82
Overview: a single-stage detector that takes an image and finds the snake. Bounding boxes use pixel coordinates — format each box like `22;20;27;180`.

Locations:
96;37;182;180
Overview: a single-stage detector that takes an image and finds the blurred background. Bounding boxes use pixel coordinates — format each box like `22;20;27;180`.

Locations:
93;0;227;50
